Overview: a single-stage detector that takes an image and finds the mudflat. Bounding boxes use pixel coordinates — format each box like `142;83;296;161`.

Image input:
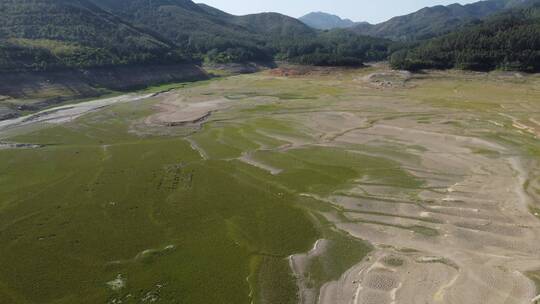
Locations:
0;66;539;304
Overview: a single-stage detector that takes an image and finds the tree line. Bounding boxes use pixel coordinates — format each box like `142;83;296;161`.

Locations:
390;5;540;72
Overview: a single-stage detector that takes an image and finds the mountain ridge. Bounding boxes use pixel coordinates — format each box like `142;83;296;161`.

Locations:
0;0;187;72
299;12;362;30
351;0;539;40
0;0;390;73
390;3;540;72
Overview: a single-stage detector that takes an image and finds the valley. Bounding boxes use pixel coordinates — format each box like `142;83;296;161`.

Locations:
1;65;539;304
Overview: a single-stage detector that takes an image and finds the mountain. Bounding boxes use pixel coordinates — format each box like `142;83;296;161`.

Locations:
351;0;538;41
89;0;320;62
90;0;267;60
234;13;315;36
299;12;358;30
390;4;540;72
0;0;391;73
0;0;186;72
90;0;390;65
0;0;317;70
196;4;315;36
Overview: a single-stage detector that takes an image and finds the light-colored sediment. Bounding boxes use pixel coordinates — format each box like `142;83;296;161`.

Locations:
232;73;540;304
169;72;540;304
299;113;540;304
0;141;42;149
238;152;282;175
144;91;230;127
129;71;540;303
361;70;413;89
0;93;153;137
185;137;209;160
290;239;331;304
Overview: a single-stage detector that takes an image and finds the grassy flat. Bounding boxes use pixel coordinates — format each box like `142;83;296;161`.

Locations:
1;67;540;303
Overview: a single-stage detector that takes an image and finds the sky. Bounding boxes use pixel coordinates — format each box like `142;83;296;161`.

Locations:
199;0;479;24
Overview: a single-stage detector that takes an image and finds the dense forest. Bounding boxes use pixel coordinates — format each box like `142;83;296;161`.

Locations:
351;0;538;41
273;30;390;66
0;0;539;73
390;5;540;72
0;0;191;71
0;0;391;72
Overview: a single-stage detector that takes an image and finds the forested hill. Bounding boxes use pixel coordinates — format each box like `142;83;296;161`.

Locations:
0;0;187;72
90;0;379;63
1;0;538;74
351;0;538;41
390;4;540;72
89;0;275;62
0;0;391;72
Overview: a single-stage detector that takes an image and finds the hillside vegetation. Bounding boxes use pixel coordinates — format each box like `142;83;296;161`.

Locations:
90;0;390;65
0;0;538;74
0;0;187;72
0;0;391;72
274;29;389;66
390;5;540;72
351;0;537;41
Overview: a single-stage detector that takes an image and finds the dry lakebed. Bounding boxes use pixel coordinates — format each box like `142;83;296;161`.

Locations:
0;66;540;304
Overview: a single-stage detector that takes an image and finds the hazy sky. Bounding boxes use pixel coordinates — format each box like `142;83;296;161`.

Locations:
199;0;478;23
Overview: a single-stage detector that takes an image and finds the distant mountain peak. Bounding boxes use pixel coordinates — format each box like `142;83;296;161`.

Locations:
299;12;364;30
